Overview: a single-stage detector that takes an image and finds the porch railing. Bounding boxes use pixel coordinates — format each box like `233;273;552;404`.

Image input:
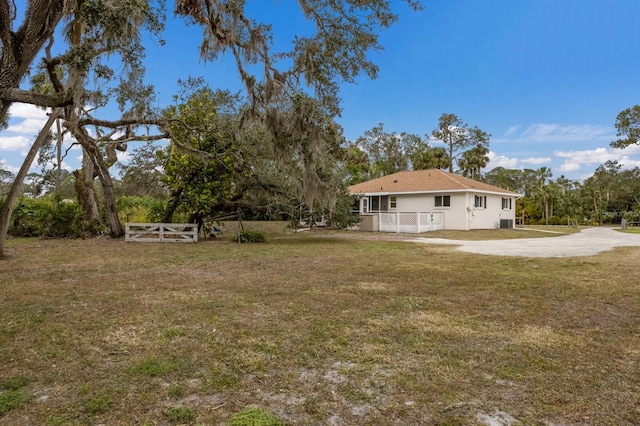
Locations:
378;212;444;233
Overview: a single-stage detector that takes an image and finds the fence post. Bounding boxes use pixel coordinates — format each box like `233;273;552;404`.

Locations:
159;224;164;242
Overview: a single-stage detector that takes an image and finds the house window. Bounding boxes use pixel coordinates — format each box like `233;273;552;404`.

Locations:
390;196;397;209
352;198;360;213
362;198;369;213
435;195;450;207
370;196;380;212
474;195;487;208
501;197;512;210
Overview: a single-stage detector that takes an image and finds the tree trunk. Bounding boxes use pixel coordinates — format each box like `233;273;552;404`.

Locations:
592;192;602;225
0;0;66;121
448;135;454;173
70;127;123;238
54;117;63;197
73;167;101;234
162;188;184;223
77;150;101;222
544;198;549;226
0;109;60;259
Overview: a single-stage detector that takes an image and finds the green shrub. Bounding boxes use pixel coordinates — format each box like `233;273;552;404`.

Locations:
9;197;48;237
8;196;85;238
45;201;84;237
117;196;166;223
547;215;562;225
228;407;284;426
327;192;361;230
236;230;266;243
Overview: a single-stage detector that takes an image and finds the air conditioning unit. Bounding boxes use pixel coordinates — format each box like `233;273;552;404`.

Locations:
500;219;513;229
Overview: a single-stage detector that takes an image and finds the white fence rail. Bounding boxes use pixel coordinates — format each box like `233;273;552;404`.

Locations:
125;223;198;243
378;212;444;233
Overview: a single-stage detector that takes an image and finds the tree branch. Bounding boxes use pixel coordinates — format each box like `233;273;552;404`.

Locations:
100;133;170;145
44;44;65;94
78;117;168;128
3;88;73;108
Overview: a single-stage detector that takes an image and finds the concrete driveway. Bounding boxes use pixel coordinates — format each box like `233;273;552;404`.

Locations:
410;227;640;258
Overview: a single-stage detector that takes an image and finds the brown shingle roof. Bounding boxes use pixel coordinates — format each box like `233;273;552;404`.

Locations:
348;169;518;195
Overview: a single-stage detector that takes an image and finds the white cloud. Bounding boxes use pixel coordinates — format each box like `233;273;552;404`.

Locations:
486;152;550;171
503;125;521;137
60;161;73;172
520;157;551;165
617;144;640;155
555;147;617;165
495;123;615;145
554;146;640;175
522;123;613;143
9;117;50;134
0;158;19;174
8;103;50;120
489;122;640;178
558;163;581;172
619;157;640;169
118;151;133;163
0;135;30;151
486;151;519;170
6;104;49;135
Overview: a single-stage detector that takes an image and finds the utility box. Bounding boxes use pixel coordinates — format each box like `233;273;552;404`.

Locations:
500;219;514;229
359;214;379;232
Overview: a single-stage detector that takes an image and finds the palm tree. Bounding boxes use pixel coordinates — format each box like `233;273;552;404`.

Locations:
457;144;489;180
533;167;553;225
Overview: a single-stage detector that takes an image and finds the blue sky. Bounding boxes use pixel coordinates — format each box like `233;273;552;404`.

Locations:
2;0;640;182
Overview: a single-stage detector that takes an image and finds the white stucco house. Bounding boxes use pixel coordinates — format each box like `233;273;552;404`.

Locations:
348;169;520;233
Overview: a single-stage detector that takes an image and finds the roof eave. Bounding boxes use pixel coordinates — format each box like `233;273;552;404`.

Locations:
349;189;519;196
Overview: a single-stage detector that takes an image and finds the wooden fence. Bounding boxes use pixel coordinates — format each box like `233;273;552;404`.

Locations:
125;223;198;243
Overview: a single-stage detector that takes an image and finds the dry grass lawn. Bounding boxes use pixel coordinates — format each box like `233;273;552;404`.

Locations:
1;223;639;425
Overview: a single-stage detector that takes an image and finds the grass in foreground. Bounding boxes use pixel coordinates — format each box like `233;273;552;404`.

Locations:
620;228;640;234
1;224;639;425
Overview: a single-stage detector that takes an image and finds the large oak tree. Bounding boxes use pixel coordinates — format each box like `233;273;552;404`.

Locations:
0;0;422;258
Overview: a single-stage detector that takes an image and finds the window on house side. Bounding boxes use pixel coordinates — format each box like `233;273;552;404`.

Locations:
474;195;487;208
501;197;512;210
371;196;380;211
390;196;397;209
435;195;450;207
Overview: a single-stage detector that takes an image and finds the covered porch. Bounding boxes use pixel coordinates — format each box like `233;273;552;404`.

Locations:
360;211;445;233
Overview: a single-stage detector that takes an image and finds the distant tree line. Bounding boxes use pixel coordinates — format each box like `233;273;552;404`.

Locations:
5;104;640;237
